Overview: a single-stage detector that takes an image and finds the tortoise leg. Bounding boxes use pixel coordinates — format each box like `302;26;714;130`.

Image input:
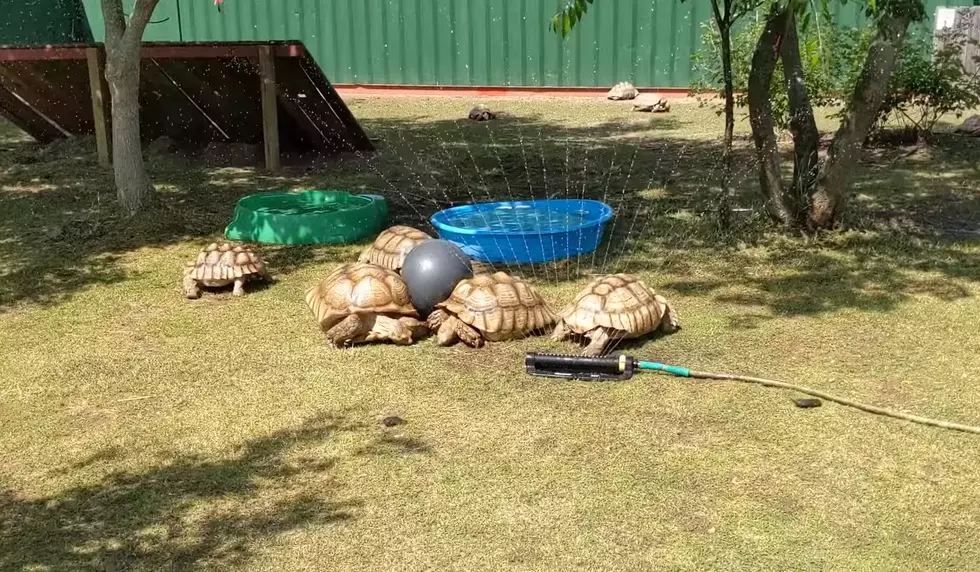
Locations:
655;294;680;333
183;273;201;299
400;316;428;340
324;314;368;347
582;328;611;356
453;318;485;349
366;315;421;345
427;309;450;331
435;318;459;346
232;277;246;297
551;320;569;342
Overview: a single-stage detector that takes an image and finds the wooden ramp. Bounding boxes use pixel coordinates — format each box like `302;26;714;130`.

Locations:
0;41;374;169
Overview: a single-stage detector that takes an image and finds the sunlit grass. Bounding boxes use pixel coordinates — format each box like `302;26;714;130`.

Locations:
1;97;979;570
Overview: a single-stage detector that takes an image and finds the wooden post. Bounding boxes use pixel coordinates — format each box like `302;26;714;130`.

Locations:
257;46;280;171
85;47;111;167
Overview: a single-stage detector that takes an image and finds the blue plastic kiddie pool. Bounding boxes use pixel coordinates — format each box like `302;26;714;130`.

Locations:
430;199;613;264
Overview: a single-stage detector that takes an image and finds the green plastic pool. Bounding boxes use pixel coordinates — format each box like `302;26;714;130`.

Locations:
224;190;388;245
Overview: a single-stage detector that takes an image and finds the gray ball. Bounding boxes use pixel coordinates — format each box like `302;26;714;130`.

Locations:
400;239;474;317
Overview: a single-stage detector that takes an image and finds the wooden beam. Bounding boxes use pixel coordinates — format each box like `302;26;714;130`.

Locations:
140;42;305;60
0;42;306;63
257;46;280;171
0;83;64;142
0;46;90;62
85;47;111;166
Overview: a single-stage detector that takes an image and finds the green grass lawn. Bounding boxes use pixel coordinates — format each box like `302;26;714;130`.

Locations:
2;96;980;571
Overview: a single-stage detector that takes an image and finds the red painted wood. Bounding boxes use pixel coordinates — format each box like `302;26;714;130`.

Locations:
332;84;692;98
0;42;306;62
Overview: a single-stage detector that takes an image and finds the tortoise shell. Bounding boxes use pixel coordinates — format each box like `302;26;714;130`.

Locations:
185;242;266;283
305;263;418;331
468;104;496;121
607;81;638;100
559;274;670;338
357;225;431;271
435;271;556;341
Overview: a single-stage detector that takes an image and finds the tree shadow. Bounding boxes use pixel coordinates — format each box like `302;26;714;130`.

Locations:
0;102;978;316
0;410;428;571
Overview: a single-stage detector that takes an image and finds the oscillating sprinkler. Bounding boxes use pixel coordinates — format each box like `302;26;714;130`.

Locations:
525;353;689;381
524;352;980;435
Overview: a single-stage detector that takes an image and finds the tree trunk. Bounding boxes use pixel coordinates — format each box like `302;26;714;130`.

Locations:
713;0;734;230
101;0;159;215
808;14;911;229
104;50;153;214
747;3;797;226
719;25;735;230
779;10;820;223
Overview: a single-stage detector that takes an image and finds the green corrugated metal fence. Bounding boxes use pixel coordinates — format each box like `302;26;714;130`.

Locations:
0;0;92;45
175;0;718;87
174;0;976;87
5;0;979;88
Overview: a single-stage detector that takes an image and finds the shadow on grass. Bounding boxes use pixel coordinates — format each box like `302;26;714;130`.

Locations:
1;105;978;317
0;410;429;571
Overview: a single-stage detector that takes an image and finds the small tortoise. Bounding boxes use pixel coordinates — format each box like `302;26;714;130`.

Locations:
607;81;639;101
552;274;679;356
357;225;432;271
305;262;426;347
468;104;496;121
427;271;556;348
183;242;268;299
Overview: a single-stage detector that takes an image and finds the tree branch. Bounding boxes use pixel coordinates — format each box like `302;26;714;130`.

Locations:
711;0;725;28
809;13;912;229
122;0;161;47
730;0;766;24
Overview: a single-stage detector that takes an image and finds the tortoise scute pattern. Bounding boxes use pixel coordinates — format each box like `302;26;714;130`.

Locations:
183;242;267;298
305;262;423;347
434;272;556;345
607;81;639;100
562;275;662;334
555;273;678;356
188;243;265;279
357;225;432;271
306;263;416;330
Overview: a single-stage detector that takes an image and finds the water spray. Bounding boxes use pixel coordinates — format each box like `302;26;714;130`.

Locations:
525;353;980;435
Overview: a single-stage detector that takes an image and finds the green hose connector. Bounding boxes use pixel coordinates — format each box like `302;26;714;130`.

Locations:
637;361;691;377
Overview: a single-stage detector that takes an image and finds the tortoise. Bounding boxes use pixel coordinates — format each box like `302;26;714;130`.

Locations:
427;271;556;348
607;81;639;101
468;104;496;121
632;93;671;113
357;225;432;271
955;114;980;136
183;242;268;299
552;274;679;356
305;262;426;347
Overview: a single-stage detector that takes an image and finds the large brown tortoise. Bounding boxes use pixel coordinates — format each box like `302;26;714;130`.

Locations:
357;225;432;271
183;242;268;298
427;271;556;348
552;274;679;356
305;262;426;347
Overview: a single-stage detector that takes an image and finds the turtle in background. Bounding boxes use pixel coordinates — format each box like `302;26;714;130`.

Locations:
468;104;496;121
607;81;639;101
427;271;556;348
552;274;679;356
305;262;426;347
358;225;432;271
183;242;269;298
